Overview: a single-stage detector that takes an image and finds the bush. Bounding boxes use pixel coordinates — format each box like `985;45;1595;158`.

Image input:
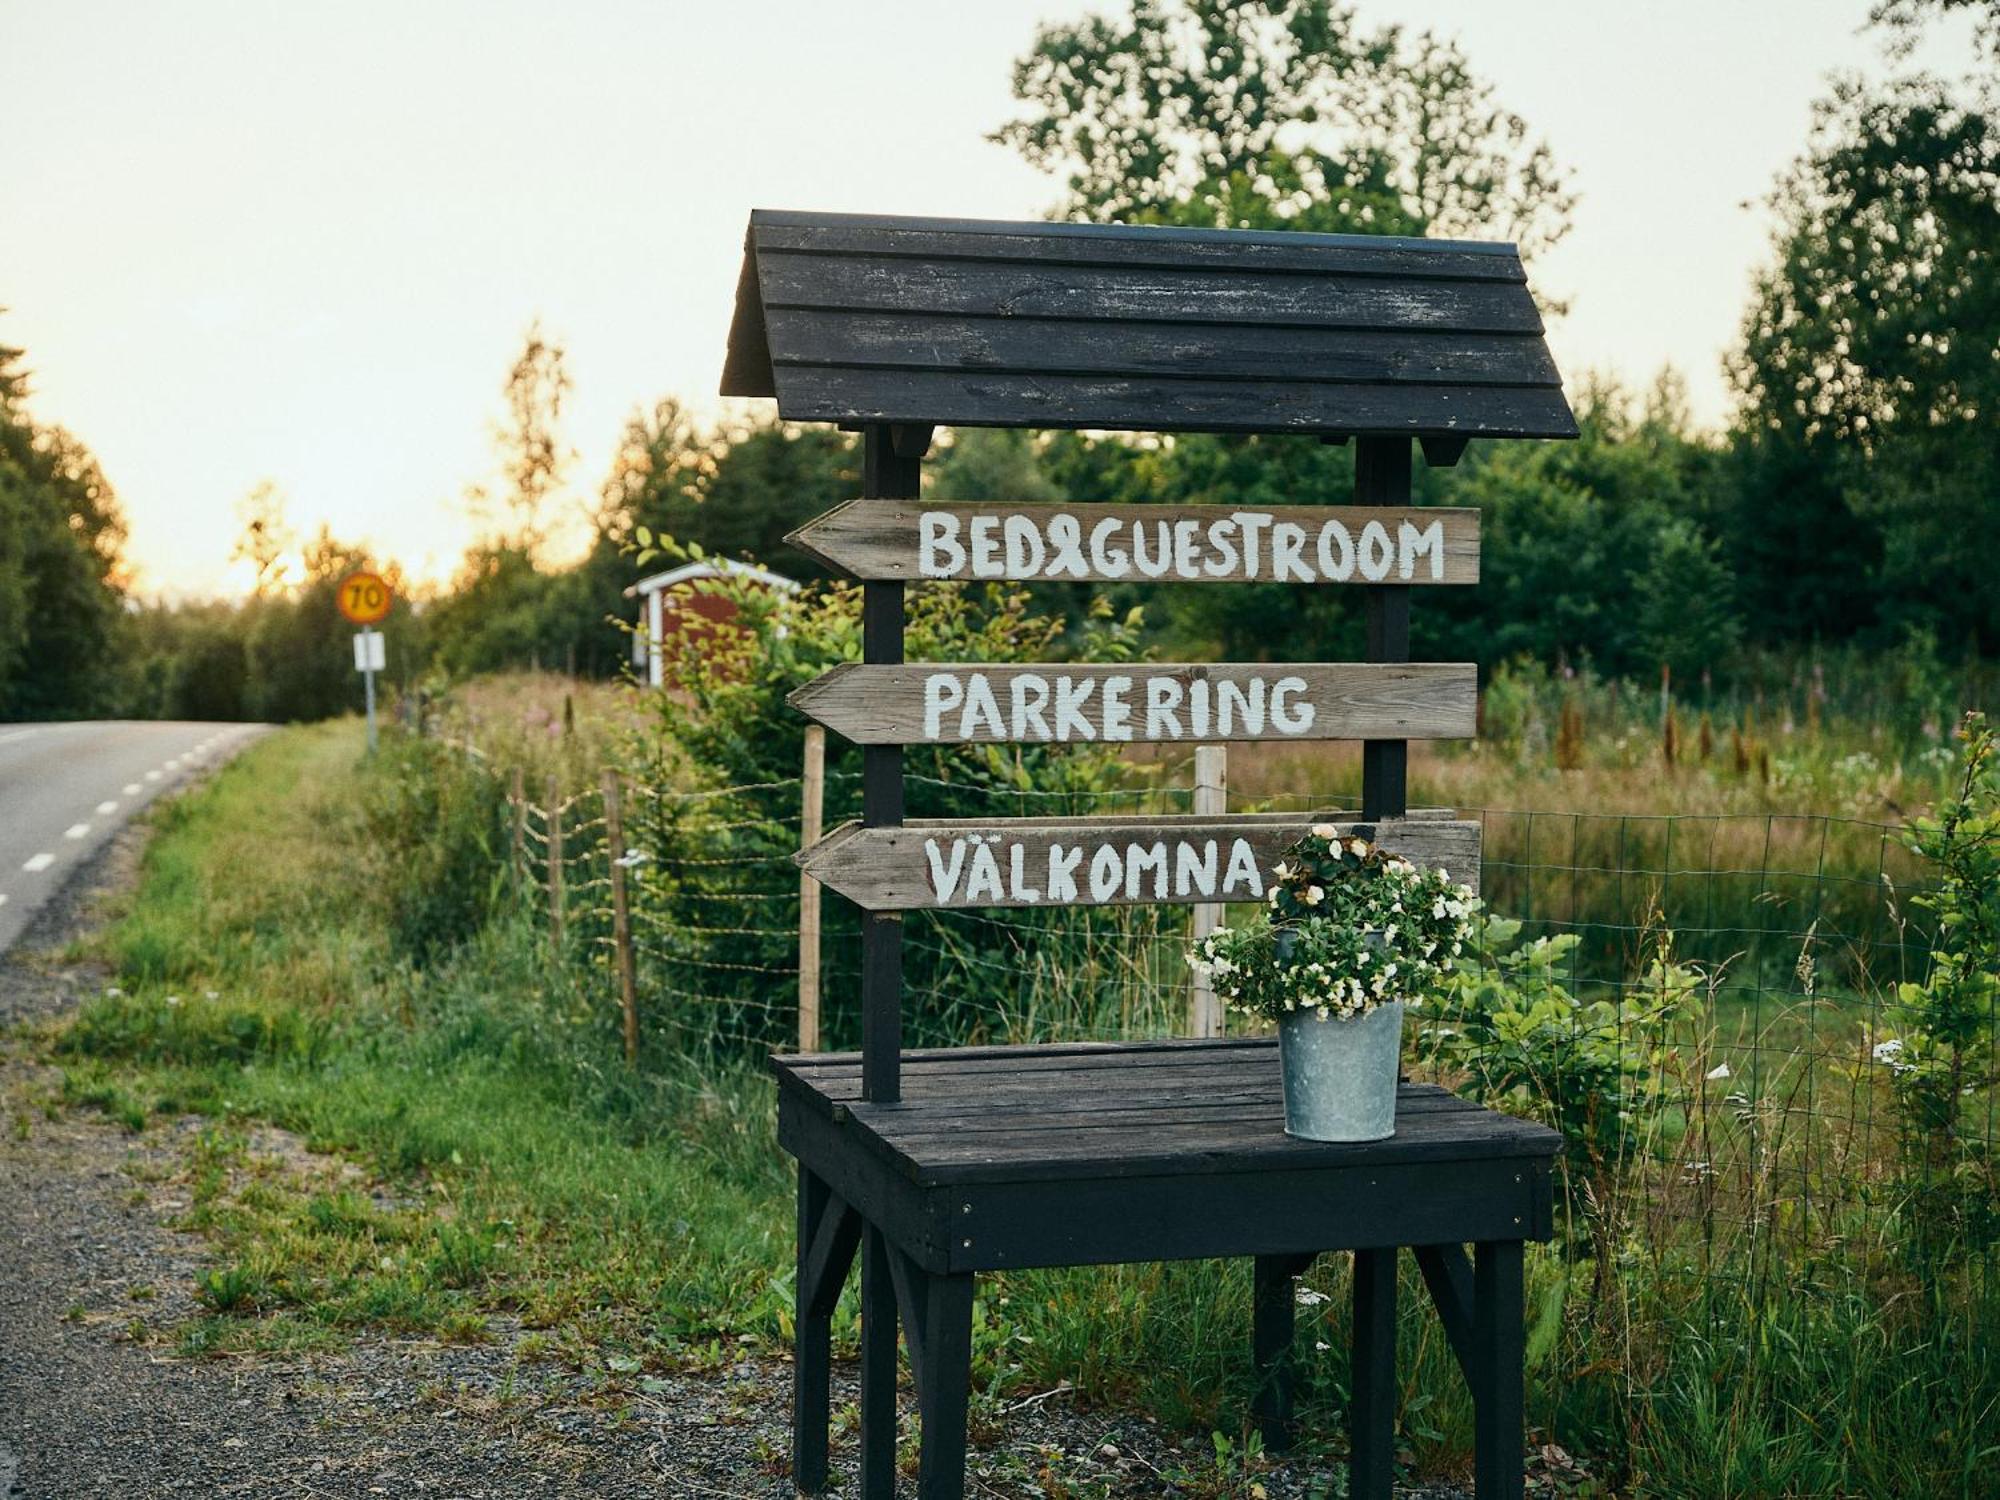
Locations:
613;559;1157;1055
357;737;509;967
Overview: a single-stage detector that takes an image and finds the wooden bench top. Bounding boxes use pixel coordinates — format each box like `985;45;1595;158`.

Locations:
772;1037;1561;1188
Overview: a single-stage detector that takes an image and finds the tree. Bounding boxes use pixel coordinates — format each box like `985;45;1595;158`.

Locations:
994;0;1573;255
471;322;577;554
231;480;296;596
602;402;857;582
0;332;131;718
1730;73;2000;649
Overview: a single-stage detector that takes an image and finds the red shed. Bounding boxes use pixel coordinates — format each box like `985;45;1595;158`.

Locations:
625;558;800;686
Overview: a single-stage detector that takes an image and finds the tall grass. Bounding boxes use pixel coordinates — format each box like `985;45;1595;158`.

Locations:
40;712;2000;1496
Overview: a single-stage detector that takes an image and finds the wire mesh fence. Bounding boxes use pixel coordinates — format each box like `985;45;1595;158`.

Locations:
429;727;1992;1285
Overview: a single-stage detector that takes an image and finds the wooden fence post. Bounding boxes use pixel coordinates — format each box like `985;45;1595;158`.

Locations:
1189;743;1228;1038
509;767;526;881
604;771;639;1064
797;725;826;1052
545;774;564;957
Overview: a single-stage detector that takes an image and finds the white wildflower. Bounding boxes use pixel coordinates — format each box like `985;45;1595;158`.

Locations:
1871;1038;1904;1065
1302;884;1324;907
1705;1063;1732;1081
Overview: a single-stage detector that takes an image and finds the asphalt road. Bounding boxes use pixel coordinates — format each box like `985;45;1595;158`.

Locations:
0;720;267;955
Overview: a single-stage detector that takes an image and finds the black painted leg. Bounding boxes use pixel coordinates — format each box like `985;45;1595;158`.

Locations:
915;1269;975;1500
1350;1247;1398;1499
859;1228;899;1499
1251;1254;1310;1452
794;1168;832;1494
1471;1241;1525;1500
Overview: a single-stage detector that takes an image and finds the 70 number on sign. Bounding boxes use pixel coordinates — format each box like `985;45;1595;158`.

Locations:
337;570;393;626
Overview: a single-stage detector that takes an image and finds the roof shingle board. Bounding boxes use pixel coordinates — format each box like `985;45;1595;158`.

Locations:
722;209;1576;441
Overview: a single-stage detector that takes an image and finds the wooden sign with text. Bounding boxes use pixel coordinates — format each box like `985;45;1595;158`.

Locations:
789;662;1475;745
786;502;1479;585
797;813;1481;912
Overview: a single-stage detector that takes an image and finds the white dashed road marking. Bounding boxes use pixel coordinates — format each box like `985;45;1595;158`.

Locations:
145;771;161;782
22;854;54;873
96;800;118;816
63;823;90;840
123;783;142;796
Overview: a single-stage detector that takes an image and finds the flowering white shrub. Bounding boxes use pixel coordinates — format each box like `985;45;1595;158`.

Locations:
1184;827;1478;1022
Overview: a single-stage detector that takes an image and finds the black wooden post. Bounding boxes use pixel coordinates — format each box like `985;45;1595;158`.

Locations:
1350;1246;1399;1497
859;1227;899;1498
1472;1240;1526;1499
1251;1252;1314;1451
859;424;920;1105
916;1269;976;1500
1356;436;1413;822
794;1166;834;1492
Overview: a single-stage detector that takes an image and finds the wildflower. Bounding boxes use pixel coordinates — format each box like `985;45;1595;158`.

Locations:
1302;884;1324;906
164;995;181;1008
1295;1287;1330;1307
104;986;122;998
1871;1038;1904;1065
1705;1063;1732;1081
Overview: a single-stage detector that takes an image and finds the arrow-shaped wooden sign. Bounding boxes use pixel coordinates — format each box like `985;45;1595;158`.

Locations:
785;501;1479;585
796;814;1480;911
788;662;1475;745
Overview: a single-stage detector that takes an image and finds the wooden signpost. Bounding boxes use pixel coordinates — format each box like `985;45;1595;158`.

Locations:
790;661;1474;745
800;814;1481;912
788;501;1480;585
727;209;1574;1500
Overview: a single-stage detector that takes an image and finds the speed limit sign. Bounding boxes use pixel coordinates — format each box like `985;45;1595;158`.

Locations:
337;571;393;625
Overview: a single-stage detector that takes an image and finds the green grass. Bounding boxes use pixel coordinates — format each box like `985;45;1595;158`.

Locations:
35;717;2000;1497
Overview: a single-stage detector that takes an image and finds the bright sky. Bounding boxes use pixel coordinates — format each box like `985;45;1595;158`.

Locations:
0;0;1971;598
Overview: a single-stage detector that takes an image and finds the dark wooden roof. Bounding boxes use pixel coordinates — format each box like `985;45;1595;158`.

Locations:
721;209;1576;441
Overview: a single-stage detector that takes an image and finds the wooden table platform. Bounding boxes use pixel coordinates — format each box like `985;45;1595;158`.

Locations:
775;1037;1562;1499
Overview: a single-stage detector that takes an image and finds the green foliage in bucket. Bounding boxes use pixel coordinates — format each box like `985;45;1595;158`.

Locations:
1185;829;1479;1022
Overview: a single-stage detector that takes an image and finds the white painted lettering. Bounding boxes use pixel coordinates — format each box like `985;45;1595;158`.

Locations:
1359;520;1395;581
970;516;1003;577
1088;845;1123;902
1102;675;1134;741
1175;840;1218;898
1011;673;1052;740
922;674;964;740
1272;523;1312;581
1145;676;1185;740
919;514;964;578
1222;838;1265;897
924;838;967;901
1127;841;1168;900
1316;519;1355;581
1269;676;1316;735
1399;519;1445;580
1089;517;1130;577
1047;844;1083;902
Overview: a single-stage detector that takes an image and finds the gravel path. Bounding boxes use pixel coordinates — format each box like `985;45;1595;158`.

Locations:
0;814;1482;1498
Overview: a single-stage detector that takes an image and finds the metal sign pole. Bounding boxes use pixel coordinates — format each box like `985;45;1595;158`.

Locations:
363;629;378;754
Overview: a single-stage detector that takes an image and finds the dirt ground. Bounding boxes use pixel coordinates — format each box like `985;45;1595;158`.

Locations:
0;817;1480;1499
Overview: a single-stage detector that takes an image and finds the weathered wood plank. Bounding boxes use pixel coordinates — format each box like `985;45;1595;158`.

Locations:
795;814;1480;911
786;502;1480;585
775;365;1576;438
789;662;1475;745
765;310;1560;387
753;218;1529;283
755;252;1544;333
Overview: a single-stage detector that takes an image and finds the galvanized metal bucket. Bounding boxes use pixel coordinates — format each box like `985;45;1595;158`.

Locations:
1277;1000;1405;1142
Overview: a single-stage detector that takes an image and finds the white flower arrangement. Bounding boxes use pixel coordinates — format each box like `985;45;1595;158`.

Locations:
1185;829;1478;1023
